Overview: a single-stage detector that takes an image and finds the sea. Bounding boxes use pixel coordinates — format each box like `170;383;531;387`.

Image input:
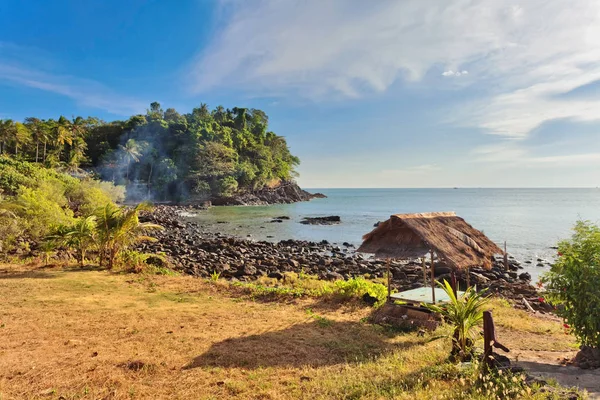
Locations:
191;188;600;282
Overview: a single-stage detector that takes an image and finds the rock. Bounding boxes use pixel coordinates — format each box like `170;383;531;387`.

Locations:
268;272;284;280
275;216;290;220
519;272;531;281
211;182;326;206
362;293;378;306
324;272;343;281
300;216;341;225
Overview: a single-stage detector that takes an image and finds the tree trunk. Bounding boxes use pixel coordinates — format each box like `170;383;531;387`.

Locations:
147;162;153;196
36;141;40;163
43;140;47;162
15;144;18;156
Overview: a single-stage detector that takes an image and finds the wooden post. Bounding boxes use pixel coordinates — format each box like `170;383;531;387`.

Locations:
504;241;509;271
430;250;436;303
421;257;427;287
466;268;471;288
386;258;391;300
483;310;509;370
450;270;458;298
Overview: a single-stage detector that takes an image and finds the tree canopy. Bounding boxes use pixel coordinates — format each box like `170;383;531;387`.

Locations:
0;103;300;201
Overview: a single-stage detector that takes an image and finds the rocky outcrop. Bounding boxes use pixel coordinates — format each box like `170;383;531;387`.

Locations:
300;216;341;225
211;182;326;206
140;205;548;311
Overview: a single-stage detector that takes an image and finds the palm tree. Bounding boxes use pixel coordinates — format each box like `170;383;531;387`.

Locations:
119;139;143;180
12;122;31;156
51;116;73;163
47;216;97;267
0;119;12;154
95;202;163;269
424;280;490;362
24;117;44;162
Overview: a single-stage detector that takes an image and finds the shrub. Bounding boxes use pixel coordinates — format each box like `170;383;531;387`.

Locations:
217;176;238;197
14;182;74;239
66;179;125;215
46;216;97;266
542;220;600;348
334;277;388;307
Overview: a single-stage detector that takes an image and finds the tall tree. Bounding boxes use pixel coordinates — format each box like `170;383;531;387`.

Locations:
119;139;143;180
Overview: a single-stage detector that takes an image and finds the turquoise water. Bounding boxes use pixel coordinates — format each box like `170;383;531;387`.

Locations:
193;188;600;279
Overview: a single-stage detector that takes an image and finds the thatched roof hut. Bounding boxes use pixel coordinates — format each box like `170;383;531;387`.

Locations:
358;212;503;270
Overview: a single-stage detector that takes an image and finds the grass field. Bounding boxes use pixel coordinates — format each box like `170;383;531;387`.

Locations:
0;263;582;399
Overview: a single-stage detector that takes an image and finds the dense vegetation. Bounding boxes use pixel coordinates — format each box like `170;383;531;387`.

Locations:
0;156;163;270
0;102;300;201
542;220;600;348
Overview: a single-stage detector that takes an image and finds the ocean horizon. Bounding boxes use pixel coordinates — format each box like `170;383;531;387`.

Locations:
191;188;600;282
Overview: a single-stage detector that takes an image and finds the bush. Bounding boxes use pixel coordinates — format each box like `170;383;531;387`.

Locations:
216;176;238;197
14;181;74;239
334;277;388;307
66;179;124;216
542;220;600;348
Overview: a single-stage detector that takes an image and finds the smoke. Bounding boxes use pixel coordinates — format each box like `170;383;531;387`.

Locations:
95;119;183;203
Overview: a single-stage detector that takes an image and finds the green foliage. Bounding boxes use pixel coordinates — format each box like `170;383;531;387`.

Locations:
232;274;387;307
47;216;97;266
0;203;23;257
424;280;490;361
210;271;221;282
217;176;238;197
14;182;75;239
334;277;389;307
2;103;301;201
94;202;164;269
542;220;600;348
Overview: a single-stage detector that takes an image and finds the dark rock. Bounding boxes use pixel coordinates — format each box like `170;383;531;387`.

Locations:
324;272;343;281
362;293;378;306
300;216;341;225
519;272;531;281
268;272;284;280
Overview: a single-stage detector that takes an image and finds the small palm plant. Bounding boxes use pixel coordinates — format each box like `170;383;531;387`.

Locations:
424;280;490;361
46;216;97;267
95;202;163;269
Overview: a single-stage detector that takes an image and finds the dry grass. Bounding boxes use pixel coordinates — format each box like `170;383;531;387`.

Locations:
0;263;582;400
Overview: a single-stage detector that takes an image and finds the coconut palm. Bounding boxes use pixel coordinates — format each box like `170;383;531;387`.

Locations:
424;280;490;361
94;202;163;269
47;216;97;267
119;139;143;180
0;119;14;154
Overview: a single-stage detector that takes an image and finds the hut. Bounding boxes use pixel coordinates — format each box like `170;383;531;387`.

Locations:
358;212;503;304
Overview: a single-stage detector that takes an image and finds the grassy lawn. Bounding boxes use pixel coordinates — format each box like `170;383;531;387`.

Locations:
0;264;581;400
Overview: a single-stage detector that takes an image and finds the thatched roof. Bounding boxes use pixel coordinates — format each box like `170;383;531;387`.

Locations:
357;212;503;270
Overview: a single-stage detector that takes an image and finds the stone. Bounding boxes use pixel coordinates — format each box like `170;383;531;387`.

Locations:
519;272;531;281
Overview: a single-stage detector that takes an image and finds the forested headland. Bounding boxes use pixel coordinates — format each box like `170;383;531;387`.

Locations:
0;102;301;201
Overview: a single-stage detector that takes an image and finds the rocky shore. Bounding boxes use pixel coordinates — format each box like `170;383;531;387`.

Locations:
209;182;326;206
139;205;549;311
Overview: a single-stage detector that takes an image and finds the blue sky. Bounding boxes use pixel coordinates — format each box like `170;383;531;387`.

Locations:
1;0;600;188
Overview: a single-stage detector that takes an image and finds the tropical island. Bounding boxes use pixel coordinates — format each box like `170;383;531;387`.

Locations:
0;104;599;399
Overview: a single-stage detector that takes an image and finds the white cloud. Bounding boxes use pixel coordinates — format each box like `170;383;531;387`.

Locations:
190;0;600;138
442;70;468;77
0;44;147;116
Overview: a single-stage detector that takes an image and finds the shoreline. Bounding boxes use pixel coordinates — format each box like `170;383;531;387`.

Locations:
140;205;548;311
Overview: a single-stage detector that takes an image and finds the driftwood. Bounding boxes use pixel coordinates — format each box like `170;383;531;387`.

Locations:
522;297;536;313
